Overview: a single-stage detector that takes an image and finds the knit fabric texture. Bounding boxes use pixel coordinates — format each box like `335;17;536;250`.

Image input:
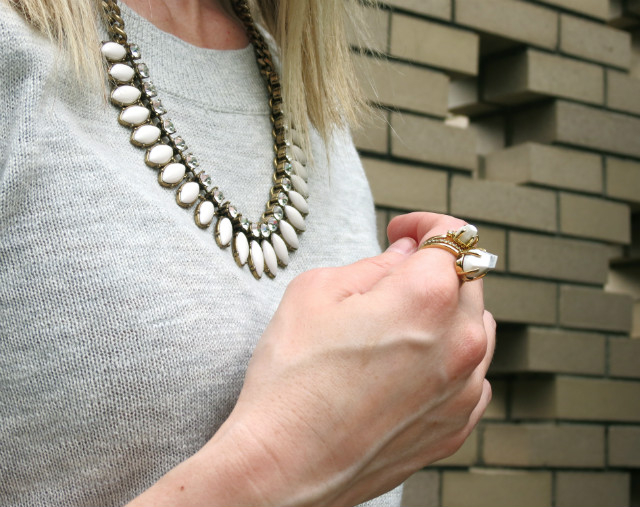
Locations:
0;4;401;506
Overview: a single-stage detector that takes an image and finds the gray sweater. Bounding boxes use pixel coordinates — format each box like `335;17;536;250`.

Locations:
0;4;401;506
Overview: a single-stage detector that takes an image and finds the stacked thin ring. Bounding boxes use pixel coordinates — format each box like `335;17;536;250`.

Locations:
419;224;498;282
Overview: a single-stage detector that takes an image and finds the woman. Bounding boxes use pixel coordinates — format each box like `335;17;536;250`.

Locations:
0;0;496;505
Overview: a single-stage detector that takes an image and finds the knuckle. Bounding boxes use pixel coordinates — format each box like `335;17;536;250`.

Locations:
287;267;333;294
420;274;459;313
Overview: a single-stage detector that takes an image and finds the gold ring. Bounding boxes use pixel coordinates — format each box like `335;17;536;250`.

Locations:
420;225;498;282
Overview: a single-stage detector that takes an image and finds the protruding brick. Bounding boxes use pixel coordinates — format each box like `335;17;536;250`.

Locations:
346;3;389;53
555;471;630;507
491;326;606;375
362;158;448;212
512;100;640;159
437;429;478;466
390;13;479;75
609;425;640;467
451;177;556;232
539;0;609;19
482;423;605;468
560;192;630;244
455;0;558;50
560;14;632;69
560;285;633;333
442;469;552;507
508;231;609;284
401;470;440;507
353;54;449;117
470;115;506;155
607;69;640;115
484;276;557;325
383;0;451;20
391;113;477;170
483;49;604;105
512;376;640;422
485;142;602;194
353;109;389;154
606;157;640;204
609;337;640;378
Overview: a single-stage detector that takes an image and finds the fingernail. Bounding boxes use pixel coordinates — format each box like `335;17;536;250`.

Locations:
385;237;417;255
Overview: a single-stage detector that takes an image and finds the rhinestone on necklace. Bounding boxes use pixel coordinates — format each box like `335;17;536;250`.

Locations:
100;0;310;279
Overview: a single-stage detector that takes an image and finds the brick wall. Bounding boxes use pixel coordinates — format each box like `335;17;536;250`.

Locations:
349;1;640;506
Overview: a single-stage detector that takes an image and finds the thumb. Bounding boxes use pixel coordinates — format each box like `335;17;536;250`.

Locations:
331;237;417;298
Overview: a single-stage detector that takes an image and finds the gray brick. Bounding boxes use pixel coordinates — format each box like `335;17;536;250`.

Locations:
383;0;451;20
607;69;640;115
606;157;640;204
556;472;630;507
390;13;479;75
491;326;606;375
484;276;557;325
484;49;604;105
560;14;632;69
537;0;609;19
560;285;633;333
484;142;602;194
512;101;640;159
451;176;557;232
391;113;477;170
560;192;630;244
508;231;609;284
362;158;448;212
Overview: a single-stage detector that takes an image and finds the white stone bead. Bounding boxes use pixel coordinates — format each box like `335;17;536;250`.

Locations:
146;144;173;166
160;163;186;185
119;105;150;127
456;224;478;246
234;232;249;266
109;63;135;83
290;174;308;198
177;181;200;207
288;190;309;215
279;220;299;250
111;85;141;106
101;42;127;61
195;200;215;228
249;240;264;279
291;145;307;166
131;125;161;146
285;205;306;231
216;217;233;247
271;233;289;266
262;239;278;276
461;248;498;279
292;159;308;181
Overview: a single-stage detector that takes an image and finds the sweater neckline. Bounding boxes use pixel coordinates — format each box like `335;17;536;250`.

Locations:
117;3;271;114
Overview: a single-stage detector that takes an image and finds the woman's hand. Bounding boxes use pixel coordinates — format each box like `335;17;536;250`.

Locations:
129;212;495;507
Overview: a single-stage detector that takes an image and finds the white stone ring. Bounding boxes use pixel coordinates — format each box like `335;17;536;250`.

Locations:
419;224;498;282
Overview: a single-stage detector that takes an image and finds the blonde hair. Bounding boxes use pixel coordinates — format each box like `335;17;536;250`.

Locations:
4;0;366;142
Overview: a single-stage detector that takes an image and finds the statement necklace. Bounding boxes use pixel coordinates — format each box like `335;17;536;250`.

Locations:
100;0;310;279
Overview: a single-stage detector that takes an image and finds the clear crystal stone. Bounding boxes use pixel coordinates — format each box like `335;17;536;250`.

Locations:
281;178;292;192
250;222;260;238
143;81;157;97
186;153;200;169
272;205;284;220
260;222;270;238
228;205;238;218
239;216;250;230
151;98;166;115
137;63;149;78
129;43;141;59
171;135;187;151
267;216;279;232
212;188;224;204
198;172;212;189
162;118;176;134
283;161;292;176
277;192;288;206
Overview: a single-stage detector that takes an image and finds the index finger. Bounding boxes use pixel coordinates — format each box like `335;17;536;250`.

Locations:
387;212;467;246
